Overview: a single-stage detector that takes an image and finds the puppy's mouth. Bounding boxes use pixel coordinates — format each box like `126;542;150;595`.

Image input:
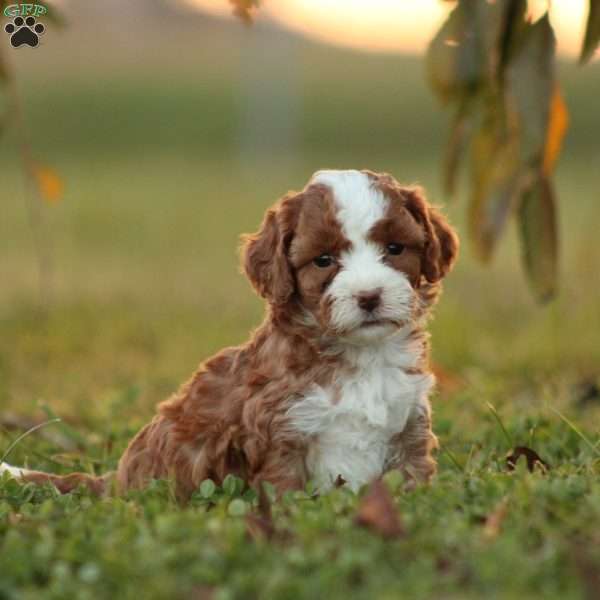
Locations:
359;317;399;329
360;319;386;328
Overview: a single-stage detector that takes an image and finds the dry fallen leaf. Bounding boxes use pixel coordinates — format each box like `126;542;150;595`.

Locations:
354;480;404;539
334;474;346;488
506;446;550;473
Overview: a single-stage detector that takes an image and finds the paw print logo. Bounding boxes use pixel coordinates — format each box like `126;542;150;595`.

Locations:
4;16;45;48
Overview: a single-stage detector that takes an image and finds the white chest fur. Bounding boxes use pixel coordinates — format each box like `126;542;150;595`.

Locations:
288;330;434;492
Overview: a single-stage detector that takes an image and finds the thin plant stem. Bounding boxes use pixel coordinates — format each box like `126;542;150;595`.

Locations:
486;402;514;448
0;418;62;463
550;407;600;458
3;49;54;307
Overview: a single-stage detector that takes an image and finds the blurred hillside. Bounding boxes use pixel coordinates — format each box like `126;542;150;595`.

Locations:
2;0;599;162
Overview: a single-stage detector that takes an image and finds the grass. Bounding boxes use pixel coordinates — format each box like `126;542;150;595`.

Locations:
1;10;600;599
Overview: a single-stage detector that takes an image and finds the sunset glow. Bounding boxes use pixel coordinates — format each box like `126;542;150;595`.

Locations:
183;0;591;58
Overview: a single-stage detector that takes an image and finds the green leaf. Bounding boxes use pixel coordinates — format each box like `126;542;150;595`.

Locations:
504;14;556;167
427;0;524;105
580;0;600;64
199;479;216;499
517;175;558;303
222;474;243;497
474;0;523;82
426;0;482;105
498;0;528;69
443;97;475;197
227;498;248;517
468;107;521;261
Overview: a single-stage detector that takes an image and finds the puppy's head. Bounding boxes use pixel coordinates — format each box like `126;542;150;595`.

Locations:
242;170;458;344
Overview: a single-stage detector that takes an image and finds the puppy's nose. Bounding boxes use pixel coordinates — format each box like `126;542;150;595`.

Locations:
356;288;382;312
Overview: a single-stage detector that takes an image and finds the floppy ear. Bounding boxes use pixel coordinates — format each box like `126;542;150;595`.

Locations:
241;194;298;305
404;188;459;283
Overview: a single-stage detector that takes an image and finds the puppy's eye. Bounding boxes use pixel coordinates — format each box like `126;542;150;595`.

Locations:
313;254;334;268
386;243;405;256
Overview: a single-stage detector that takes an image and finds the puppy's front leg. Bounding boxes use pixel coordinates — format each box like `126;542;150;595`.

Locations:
388;405;438;488
250;445;307;495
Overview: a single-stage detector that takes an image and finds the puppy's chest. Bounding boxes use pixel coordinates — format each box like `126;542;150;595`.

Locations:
288;348;433;491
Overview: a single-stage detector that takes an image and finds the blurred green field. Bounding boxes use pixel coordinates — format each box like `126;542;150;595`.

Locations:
1;8;600;599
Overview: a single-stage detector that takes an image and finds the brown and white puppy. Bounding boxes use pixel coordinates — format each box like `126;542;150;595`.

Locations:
1;169;458;498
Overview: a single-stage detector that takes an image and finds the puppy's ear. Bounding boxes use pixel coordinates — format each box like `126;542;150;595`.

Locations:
242;194;299;305
405;188;459;283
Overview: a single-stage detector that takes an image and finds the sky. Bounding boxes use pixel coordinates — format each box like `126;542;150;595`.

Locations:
183;0;592;58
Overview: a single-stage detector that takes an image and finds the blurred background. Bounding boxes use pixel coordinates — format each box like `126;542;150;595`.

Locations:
0;0;599;429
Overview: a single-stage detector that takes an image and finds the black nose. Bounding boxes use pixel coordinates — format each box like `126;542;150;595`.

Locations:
356;289;382;312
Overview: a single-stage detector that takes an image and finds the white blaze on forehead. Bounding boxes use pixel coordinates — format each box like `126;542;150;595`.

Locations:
310;170;389;242
310;170;415;342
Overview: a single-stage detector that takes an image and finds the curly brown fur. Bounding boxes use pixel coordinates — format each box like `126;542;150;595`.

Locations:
2;169;458;499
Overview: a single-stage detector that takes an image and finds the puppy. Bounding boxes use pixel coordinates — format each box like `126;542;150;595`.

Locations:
1;169;458;498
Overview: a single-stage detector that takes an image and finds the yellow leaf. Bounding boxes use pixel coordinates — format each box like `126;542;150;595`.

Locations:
32;165;64;204
543;86;569;176
518;175;558;303
229;0;258;24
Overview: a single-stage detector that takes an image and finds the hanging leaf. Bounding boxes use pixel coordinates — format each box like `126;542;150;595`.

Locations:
426;0;482;105
474;0;522;84
580;0;600;64
504;14;556;167
32;164;65;204
517;176;558;303
427;2;570;302
498;0;528;69
468;107;521;261
542;86;569;175
229;0;259;24
443;98;475;197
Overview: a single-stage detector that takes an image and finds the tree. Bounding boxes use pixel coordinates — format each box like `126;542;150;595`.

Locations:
232;0;599;302
2;0;598;303
0;0;65;303
426;0;598;302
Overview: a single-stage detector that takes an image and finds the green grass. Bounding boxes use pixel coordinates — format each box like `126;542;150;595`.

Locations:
1;15;600;600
